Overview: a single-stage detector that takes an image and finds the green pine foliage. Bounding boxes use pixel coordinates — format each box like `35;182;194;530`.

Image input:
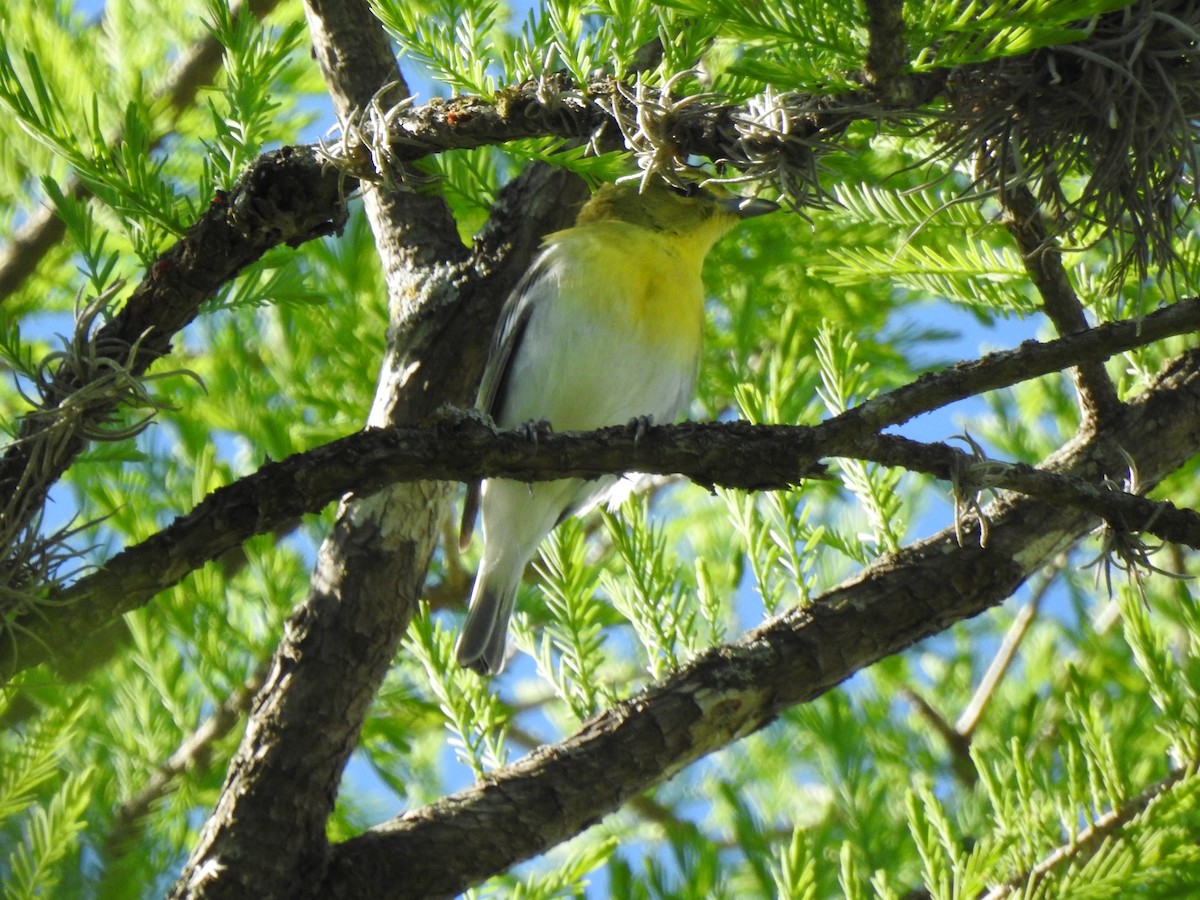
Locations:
2;0;1199;896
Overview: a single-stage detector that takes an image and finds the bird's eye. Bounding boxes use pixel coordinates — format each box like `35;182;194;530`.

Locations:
669;182;702;198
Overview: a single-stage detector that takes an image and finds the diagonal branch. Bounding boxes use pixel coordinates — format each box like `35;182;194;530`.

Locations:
955;585;1045;737
812;298;1199;436
1000;182;1122;426
982;761;1196;899
0;147;350;543
312;349;1200;900
102;663;268;862
170;3;590;899
168;0;451;895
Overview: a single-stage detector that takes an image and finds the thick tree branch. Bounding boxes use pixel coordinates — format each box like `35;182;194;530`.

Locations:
172;2;591;897
7;304;1199;684
170;0;447;896
169;1;432;897
10;412;1190;685
863;0;908;99
312;350;1200;899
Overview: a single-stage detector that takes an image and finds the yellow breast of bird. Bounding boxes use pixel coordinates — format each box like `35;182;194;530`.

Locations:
549;220;706;353
498;221;707;431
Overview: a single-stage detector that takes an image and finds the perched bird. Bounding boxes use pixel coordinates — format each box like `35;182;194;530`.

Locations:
457;179;777;674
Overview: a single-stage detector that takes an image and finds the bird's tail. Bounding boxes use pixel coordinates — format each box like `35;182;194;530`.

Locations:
455;565;520;675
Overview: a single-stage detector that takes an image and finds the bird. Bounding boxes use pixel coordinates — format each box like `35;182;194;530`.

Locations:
456;178;777;674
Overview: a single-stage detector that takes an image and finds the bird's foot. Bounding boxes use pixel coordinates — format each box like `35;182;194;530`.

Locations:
517;418;554;449
626;414;655;442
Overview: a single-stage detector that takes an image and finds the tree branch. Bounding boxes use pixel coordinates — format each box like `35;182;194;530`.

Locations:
900;686;975;784
166;0;432;897
999;182;1122;426
326;71;922;199
955;585;1045;737
811;298;1200;435
855;433;1200;548
171;2;591;897
863;0;908;100
7;304;1200;684
103;664;268;862
169;0;447;895
982;762;1195;899
312;350;1200;899
0;146;349;541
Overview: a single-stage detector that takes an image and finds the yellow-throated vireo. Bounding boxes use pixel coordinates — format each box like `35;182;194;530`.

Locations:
457;179;777;674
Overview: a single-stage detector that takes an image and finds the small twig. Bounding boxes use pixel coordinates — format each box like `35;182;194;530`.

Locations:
956;584;1047;737
906;567;1051;786
981;762;1196;899
900;687;977;784
998;182;1122;427
104;664;267;858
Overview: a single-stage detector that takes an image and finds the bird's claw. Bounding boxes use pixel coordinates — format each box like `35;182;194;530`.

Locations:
626;414;655;442
518;418;554;449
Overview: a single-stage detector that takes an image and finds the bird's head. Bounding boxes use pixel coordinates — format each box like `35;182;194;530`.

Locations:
576;179;778;241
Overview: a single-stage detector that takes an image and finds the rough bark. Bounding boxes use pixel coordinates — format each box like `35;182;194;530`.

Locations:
169;2;588;897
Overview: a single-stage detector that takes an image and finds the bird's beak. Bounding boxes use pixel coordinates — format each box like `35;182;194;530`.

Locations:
722;196;781;218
